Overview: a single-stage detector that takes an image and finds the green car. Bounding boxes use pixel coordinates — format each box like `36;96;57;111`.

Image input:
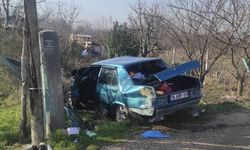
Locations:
71;56;202;122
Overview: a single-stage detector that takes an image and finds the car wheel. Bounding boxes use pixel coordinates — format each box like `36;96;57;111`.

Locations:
116;105;129;122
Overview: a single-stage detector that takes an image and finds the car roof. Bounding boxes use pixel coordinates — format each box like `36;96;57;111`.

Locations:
91;56;162;67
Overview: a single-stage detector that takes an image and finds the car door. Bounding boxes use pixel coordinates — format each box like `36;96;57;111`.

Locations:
96;66;120;105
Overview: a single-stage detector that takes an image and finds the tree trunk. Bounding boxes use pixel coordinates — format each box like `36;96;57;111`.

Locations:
172;48;175;65
19;19;29;143
2;0;10;28
237;78;244;96
24;0;44;146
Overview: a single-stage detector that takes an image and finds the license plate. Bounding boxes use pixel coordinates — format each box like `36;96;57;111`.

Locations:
170;91;189;101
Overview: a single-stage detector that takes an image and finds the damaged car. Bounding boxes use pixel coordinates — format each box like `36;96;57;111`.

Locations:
70;56;202;122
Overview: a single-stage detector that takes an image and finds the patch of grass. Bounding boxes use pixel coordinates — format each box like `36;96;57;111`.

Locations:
1;94;140;150
203;101;248;114
0;94;20;150
49;121;139;150
243;101;250;109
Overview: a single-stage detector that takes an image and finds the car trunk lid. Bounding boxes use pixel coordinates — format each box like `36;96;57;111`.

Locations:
153;60;200;81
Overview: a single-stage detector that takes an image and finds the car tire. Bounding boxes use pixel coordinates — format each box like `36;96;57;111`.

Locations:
115;105;129;122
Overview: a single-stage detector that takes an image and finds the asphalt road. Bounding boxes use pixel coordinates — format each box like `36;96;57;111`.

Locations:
101;111;250;150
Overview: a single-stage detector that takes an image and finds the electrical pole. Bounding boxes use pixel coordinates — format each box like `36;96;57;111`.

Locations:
24;0;44;146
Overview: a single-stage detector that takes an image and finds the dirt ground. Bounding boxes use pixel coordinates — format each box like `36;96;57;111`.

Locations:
101;109;250;150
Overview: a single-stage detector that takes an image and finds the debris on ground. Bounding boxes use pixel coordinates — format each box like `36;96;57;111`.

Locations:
64;106;86;129
85;129;97;137
67;127;80;135
142;130;170;139
64;106;96;138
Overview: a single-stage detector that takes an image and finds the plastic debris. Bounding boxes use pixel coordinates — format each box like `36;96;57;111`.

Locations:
81;49;88;57
67;127;80;135
74;138;79;143
85;130;96;137
142;130;170;139
47;145;52;150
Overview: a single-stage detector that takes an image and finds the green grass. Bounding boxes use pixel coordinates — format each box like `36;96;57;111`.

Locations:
49;121;139;150
0;95;140;150
0;93;21;150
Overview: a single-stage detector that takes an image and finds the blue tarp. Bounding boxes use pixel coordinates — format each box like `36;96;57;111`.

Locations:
142;130;170;139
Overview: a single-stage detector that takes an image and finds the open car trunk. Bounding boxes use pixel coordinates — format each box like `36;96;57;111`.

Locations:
139;60;201;97
142;75;200;97
165;76;199;92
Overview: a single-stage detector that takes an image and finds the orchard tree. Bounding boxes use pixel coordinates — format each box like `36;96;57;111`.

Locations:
166;0;250;96
108;21;139;57
129;0;163;57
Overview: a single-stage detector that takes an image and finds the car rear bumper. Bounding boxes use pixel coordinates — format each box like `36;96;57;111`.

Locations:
155;97;201;117
128;97;201;118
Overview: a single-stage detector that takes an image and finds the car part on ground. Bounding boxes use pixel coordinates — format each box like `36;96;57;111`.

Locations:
115;105;129;122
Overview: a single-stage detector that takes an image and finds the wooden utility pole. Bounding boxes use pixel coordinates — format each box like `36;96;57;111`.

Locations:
24;0;44;145
19;14;29;143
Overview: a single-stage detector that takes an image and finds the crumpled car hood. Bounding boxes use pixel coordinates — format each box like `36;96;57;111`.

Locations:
153;60;200;81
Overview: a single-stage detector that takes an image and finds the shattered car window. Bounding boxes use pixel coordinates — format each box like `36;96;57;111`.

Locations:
99;67;118;85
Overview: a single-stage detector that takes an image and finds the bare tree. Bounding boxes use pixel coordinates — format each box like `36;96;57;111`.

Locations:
39;0;80;69
1;0;10;27
164;0;250;95
162;0;223;83
203;0;250;96
128;0;163;57
228;0;250;96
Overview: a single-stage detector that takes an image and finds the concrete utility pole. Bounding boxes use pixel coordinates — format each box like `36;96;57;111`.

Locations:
39;30;65;138
24;0;44;145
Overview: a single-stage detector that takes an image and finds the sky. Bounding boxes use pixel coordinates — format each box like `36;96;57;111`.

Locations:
75;0;136;22
41;0;162;27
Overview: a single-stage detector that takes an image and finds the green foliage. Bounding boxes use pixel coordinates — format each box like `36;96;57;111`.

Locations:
61;41;84;70
108;22;139;57
71;41;84;55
